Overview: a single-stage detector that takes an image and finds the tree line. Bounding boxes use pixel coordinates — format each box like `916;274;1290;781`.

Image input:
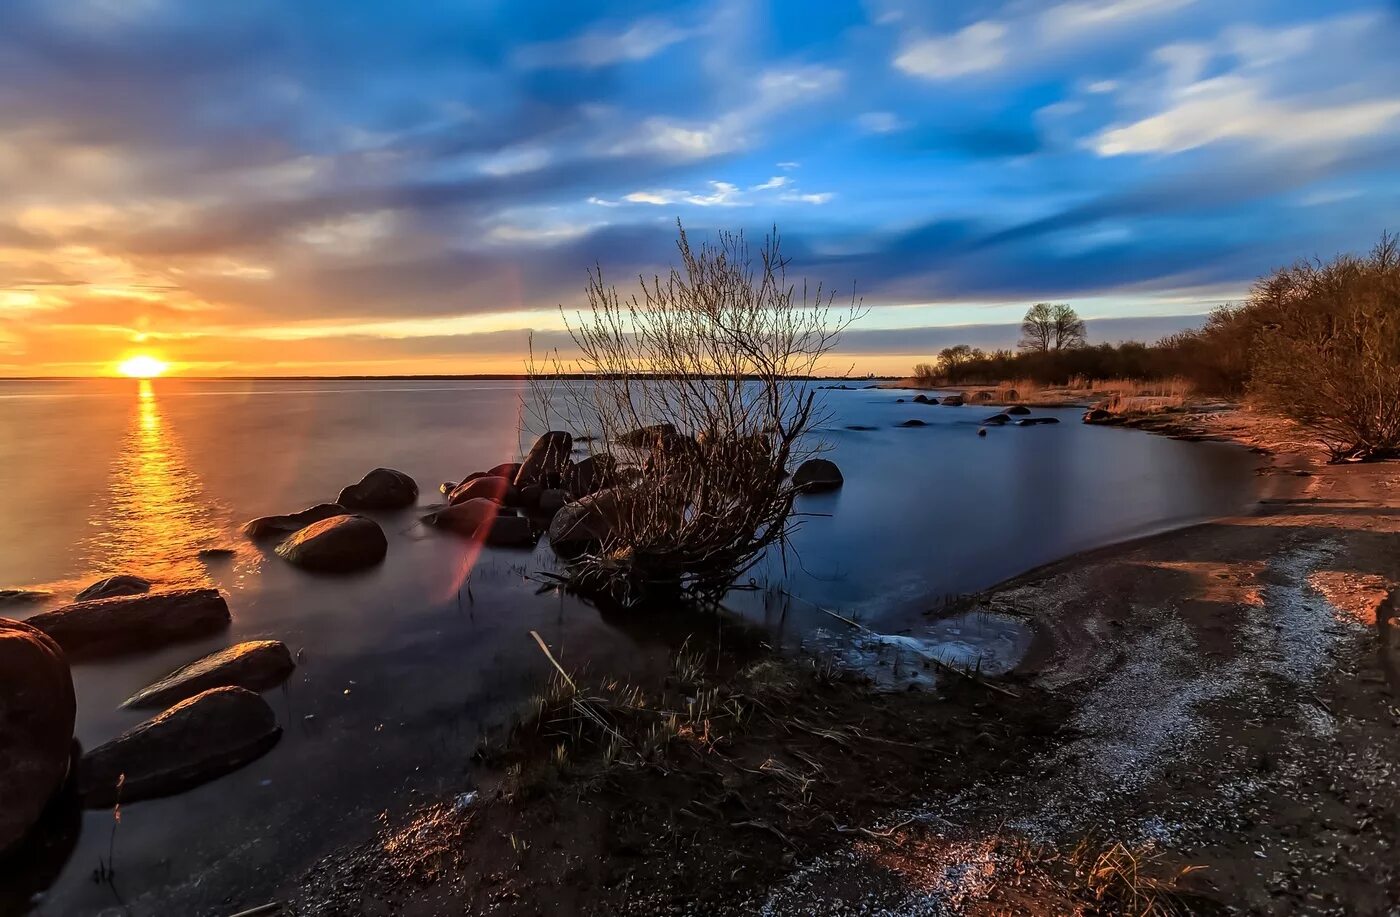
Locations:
913;233;1400;460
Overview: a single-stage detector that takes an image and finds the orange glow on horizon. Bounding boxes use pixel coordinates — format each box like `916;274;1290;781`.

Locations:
116;355;170;378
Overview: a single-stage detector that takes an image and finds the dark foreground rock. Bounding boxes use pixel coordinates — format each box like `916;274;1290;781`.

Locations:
425;498;535;547
123;640;296;709
1006;405;1031;416
242;503;348;539
515;432;573;487
1016;417;1061;426
25;589;231;659
547;488;640;556
0;619;75;855
565;454;619;497
75;574;150;602
1083;408;1113;423
78;687;281;807
982;413;1011;425
448;475;517;506
275;515;388;572
793;458;844;493
337;467;418;511
0;589;52;608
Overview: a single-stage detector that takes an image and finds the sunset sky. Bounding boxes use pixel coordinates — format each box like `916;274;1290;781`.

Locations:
1;0;1397;376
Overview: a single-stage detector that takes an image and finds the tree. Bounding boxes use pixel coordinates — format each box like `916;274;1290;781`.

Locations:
1019;302;1086;352
527;223;863;604
938;344;984;371
1249;233;1400;461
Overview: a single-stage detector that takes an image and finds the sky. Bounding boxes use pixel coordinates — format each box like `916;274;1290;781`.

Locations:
1;0;1398;377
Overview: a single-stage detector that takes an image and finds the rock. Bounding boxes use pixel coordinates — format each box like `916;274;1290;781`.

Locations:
1083;408;1113;423
122;640;296;710
0;619;75;855
844;425;878;431
25;589;231;659
912;394;930;404
897;419;928;428
514;432;573;487
539;488;569;515
895;398;906;403
547;488;640;556
1016;417;1061;426
198;548;236;561
982;414;1011;425
793;459;843;493
1006;405;1031;416
940;395;965;406
78;687;281;807
565;454;619;497
516;483;543;509
487;462;522;481
275;515;387;573
617;423;677;448
337;468;418;511
448;475;516;506
645;431;701;479
425;498;534;547
439;481;458;495
977;428;987;437
75;574;151;602
242;503;348;539
0;589;52;608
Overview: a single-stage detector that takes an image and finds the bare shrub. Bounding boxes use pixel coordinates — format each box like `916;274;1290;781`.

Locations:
1249;233;1400;461
528;223;862;604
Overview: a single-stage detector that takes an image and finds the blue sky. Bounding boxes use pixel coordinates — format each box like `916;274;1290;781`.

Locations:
1;0;1397;374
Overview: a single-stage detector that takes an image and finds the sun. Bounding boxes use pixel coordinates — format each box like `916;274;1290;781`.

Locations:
117;355;170;378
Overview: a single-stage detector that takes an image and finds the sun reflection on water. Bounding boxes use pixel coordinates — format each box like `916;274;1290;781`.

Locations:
81;380;240;587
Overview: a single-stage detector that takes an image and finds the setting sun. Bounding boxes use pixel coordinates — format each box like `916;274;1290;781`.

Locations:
117;355;170;378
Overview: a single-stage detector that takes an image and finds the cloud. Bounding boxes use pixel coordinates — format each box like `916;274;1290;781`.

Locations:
1039;0;1197;41
514;18;693;69
894;21;1009;80
856;111;908;134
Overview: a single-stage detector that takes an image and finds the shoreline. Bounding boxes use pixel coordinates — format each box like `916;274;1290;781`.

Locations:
284;405;1400;915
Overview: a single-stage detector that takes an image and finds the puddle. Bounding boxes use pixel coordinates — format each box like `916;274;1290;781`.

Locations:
813;611;1034;691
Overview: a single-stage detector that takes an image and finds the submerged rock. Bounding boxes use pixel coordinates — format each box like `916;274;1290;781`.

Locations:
425;498;534;547
122;640;296;710
337;467;418;511
514;432;573;488
197;547;235;561
844;424;878;431
0;589;53;608
897;419;928;428
793;458;844;493
275;515;388;572
25;589;231;659
982;414;1011;425
242;503;348;540
448;475;516;506
1016;417;1061;426
75;574;150;602
0;619;75;855
78;686;281;807
1006;405;1031;416
978;428;988;437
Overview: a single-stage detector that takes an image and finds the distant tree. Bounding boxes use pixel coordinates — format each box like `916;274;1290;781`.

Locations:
938;344;984;370
1019;303;1086;352
912;362;938;382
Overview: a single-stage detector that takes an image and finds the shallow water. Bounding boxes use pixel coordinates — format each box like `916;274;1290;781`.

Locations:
0;379;1260;915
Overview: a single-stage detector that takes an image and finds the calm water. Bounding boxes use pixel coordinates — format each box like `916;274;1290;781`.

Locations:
0;379;1260;916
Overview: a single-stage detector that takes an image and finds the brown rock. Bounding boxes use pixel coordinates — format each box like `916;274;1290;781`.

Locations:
242;503;348;539
25;589;231;659
78;687;281;807
448;475;517;506
425;498;534;547
275;515;388;573
0;620;75;854
514;432;573;487
122;640;296;709
337;467;418;511
75;574;150;602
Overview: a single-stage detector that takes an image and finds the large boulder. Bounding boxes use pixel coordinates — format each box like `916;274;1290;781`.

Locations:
793;459;844;493
448;475;517;506
616;423;676;448
122;640;296;710
25;589;231;659
77;687;281;807
912;394;931;404
564;454;619;497
487;462;522;481
242;503;348;540
1006;405;1031;416
1083;408;1113;424
337;468;418;511
275;515;387;572
514;432;573;488
547;488;642;556
539;489;569;516
75;574;150;602
0;619;75;855
425;498;535;547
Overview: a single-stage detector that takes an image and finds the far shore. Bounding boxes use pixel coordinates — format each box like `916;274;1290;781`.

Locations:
285;403;1400;915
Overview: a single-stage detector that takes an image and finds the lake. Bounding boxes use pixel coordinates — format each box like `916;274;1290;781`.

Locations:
0;379;1260;916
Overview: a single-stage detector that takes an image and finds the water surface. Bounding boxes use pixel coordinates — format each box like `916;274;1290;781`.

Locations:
0;379;1260;915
